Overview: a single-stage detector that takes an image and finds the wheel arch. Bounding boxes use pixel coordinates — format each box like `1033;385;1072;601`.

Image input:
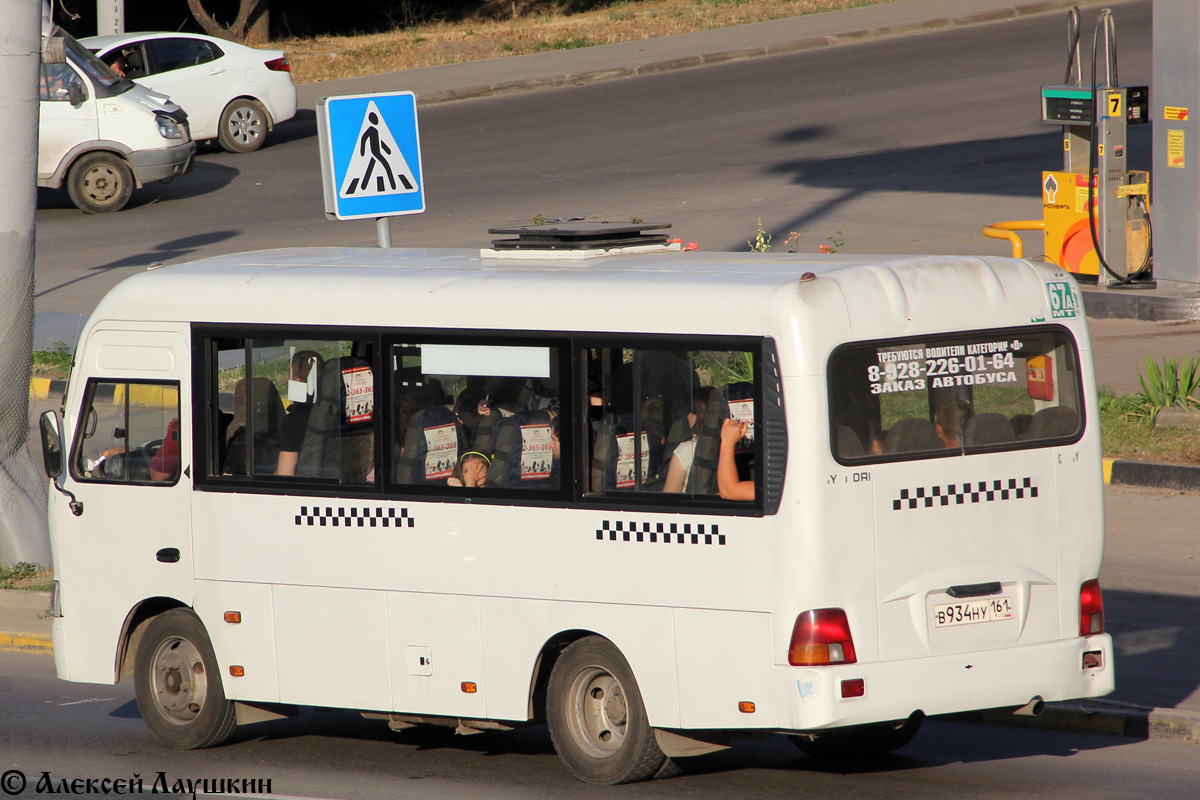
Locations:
115;596;190;682
526;628;598;721
41;143;141;190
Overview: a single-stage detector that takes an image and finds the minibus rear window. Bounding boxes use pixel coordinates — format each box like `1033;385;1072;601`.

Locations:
828;328;1083;463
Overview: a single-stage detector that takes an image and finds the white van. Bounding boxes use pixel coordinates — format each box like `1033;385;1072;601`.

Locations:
39;28;194;213
39;233;1112;785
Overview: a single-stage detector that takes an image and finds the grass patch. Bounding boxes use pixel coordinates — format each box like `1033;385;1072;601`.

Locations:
535;35;593;50
278;0;901;85
31;341;72;380
1099;390;1200;466
0;562;53;592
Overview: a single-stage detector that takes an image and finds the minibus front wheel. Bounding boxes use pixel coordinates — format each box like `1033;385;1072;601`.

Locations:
67;152;133;214
546;636;667;784
133;608;237;749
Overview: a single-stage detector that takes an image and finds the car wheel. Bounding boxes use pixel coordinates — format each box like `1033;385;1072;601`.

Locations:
133;608;237;749
67;153;133;213
790;714;923;760
546;636;667;785
218;98;267;153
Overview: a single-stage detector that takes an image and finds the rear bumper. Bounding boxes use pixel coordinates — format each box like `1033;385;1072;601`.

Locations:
772;634;1114;732
127;141;195;186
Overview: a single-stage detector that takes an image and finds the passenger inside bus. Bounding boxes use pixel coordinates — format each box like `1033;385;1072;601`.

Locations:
934;399;974;449
717;418;754;501
276;351;323;477
448;451;490;488
662;387;716;493
223;377;284;476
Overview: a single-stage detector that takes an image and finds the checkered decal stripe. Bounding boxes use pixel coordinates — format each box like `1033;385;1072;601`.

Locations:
892;478;1038;511
596;520;724;546
296;506;414;528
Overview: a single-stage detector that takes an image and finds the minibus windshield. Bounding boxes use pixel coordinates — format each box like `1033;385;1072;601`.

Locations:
63;32;134;96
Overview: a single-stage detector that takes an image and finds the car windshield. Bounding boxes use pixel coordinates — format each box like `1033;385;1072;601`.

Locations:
63;32;133;94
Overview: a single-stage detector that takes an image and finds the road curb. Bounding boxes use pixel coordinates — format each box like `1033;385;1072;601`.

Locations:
29;378;67;400
0;630;53;653
409;0;1112;107
1103;458;1200;491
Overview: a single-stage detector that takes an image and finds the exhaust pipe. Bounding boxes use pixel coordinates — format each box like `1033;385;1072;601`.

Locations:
1014;696;1045;717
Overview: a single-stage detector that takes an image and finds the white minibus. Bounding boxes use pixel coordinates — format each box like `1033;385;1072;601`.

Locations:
40;236;1113;784
39;26;194;213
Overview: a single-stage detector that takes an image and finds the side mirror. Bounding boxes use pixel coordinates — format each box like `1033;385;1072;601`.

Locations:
40;410;84;517
39;410;64;478
67;81;85;107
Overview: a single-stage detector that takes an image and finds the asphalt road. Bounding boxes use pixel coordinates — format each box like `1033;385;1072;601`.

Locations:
32;1;1151;321
2;647;1198;799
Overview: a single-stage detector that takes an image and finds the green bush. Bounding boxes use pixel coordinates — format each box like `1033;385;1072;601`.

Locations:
1138;356;1200;416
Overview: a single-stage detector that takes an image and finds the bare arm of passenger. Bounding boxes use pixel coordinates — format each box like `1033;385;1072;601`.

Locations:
663;452;686;493
717;419;754;501
276;450;299;476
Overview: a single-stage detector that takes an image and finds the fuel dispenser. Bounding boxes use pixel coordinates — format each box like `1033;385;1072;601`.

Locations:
1040;7;1151;285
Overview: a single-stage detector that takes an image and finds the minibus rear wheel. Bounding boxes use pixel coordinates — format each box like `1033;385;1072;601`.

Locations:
546;636;667;784
133;608;237;749
67;152;133;214
790;713;923;760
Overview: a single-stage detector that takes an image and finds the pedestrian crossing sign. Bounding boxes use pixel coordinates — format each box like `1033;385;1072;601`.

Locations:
317;91;425;220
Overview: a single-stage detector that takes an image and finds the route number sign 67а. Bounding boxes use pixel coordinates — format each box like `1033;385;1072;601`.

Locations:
1047;281;1080;319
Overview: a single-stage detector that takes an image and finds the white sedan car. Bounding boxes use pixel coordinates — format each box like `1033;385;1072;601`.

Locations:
82;32;297;153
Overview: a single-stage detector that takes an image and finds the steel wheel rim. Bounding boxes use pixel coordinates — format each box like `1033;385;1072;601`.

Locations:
81;164;121;204
149;636;207;725
566;665;627;758
227;106;262;146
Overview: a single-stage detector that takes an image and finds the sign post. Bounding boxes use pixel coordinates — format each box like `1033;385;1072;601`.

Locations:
317;91;425;247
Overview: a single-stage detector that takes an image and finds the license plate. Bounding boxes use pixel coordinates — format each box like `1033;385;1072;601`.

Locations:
933;596;1014;628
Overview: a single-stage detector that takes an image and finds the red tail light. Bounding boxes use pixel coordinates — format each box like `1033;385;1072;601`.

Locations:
1079;579;1104;636
788;608;857;666
265;57;290;72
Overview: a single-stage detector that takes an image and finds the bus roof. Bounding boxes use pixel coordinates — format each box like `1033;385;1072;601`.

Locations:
87;247;1084;346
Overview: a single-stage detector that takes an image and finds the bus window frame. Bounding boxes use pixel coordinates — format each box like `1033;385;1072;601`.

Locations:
69;377;183;487
826;323;1086;467
191;324;777;517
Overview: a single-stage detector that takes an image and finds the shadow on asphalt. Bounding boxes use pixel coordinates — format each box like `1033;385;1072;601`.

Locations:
736;125;1154;252
35;230;241;301
36;158;240;213
1104;587;1200;711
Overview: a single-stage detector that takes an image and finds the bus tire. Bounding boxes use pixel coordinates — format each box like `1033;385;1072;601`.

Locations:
67;152;133;214
545;636;666;785
133;608;237;749
790;714;923;760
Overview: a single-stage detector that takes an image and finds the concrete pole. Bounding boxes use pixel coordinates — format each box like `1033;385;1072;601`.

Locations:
0;0;52;567
96;0;125;35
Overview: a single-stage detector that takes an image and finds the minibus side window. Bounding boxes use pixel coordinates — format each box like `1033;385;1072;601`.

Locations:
390;342;560;491
585;347;757;500
212;338;375;483
40;63;86;103
71;380;180;484
829;328;1083;463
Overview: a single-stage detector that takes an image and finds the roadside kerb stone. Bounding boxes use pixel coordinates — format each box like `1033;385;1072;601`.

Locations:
1105;458;1200;492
